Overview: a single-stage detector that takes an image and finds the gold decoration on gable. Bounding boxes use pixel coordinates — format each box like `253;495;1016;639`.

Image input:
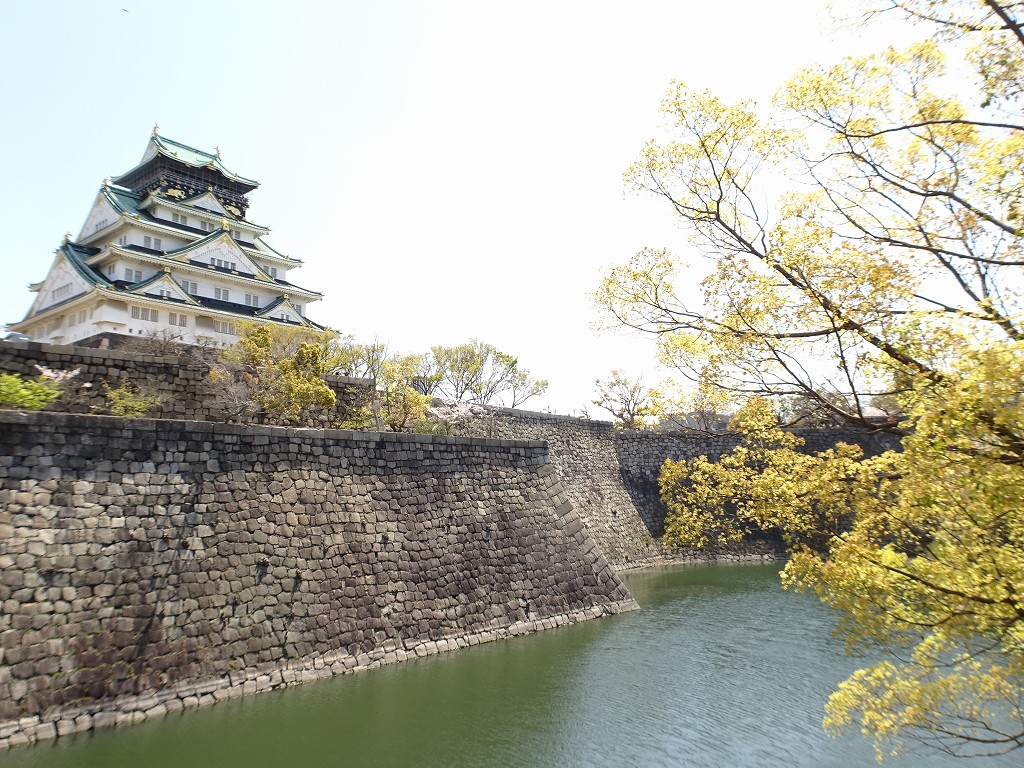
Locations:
225;203;241;217
165;187;186;200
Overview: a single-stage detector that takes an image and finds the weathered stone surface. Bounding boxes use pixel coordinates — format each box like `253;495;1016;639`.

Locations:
0;349;897;749
0;411;636;747
459;407;901;568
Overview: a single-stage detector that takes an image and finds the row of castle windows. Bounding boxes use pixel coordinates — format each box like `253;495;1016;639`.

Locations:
50;283;73;302
166;210;244;241
50;304;241;334
110;232;282;280
66;309;90;327
115;235;163;250
127;307;227;333
106;266;289;311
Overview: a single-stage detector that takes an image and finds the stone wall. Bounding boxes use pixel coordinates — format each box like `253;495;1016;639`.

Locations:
0;411;636;748
459;408;904;566
452;409;665;568
0;339;372;426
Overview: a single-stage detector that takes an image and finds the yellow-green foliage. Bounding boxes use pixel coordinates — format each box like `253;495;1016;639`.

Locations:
661;353;1024;759
377;355;430;432
592;369;665;429
102;381;163;417
333;405;375;431
212;322;338;425
0;373;60;411
608;0;1024;758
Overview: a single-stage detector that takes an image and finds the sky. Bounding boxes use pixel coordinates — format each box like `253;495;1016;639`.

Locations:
0;0;910;415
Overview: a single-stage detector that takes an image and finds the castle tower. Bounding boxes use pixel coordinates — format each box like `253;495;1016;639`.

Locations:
11;130;323;347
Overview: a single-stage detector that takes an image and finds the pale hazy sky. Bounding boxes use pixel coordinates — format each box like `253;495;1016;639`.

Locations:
0;1;908;414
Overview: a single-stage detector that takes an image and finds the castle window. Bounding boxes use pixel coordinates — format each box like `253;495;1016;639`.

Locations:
50;283;72;301
144;236;151;248
158;289;173;299
244;293;259;307
124;268;142;282
169;312;188;327
172;213;187;226
213;319;235;335
130;306;157;322
180;279;197;294
117;236;127;246
212;257;237;270
200;221;213;232
214;287;230;301
154;238;162;250
266;266;278;278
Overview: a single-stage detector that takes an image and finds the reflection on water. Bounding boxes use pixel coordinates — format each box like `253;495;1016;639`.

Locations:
2;564;1017;767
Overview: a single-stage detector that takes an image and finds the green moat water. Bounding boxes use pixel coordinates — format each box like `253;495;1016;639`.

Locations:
1;564;1017;768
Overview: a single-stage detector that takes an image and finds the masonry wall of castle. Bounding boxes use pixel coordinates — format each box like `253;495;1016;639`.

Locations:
0;340;371;426
0;411;636;747
459;409;903;562
0;341;906;571
451;410;664;568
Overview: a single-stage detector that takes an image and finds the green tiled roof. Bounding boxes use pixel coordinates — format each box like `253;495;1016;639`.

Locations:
103;185;143;216
62;243;110;288
254;237;298;262
151;134;259;187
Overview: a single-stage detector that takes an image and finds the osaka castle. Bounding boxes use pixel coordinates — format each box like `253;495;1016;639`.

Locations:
11;129;322;347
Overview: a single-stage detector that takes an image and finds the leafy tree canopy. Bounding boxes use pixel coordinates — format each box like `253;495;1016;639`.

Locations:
426;340;548;408
592;370;665;429
600;0;1024;758
211;322;340;425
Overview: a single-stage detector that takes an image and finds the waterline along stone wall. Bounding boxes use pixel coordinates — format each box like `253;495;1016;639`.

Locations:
0;411;637;748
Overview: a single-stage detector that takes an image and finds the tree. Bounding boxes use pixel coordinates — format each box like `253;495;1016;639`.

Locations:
376;354;431;432
416;398;490;436
0;372;62;411
101;381;164;417
598;0;1024;758
210;322;340;425
333;338;389;381
591;370;665;428
430;340;548;407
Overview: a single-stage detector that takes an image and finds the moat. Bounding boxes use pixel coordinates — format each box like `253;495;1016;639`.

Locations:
2;563;1016;768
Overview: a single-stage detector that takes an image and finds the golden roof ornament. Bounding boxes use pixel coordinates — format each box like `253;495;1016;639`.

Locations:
221;217;230;231
152;123;159;136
